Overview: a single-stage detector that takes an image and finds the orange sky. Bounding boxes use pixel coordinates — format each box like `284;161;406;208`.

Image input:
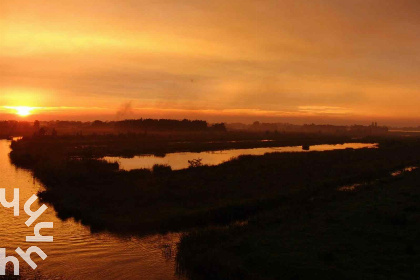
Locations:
1;0;419;126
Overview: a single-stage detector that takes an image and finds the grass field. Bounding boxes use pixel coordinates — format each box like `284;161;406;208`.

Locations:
177;169;420;280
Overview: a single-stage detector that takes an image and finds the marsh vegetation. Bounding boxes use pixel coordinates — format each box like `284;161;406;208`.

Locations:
9;135;419;233
7;131;420;279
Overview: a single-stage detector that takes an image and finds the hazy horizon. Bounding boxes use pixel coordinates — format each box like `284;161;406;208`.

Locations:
0;113;418;128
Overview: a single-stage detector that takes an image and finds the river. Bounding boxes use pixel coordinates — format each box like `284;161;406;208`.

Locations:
104;142;378;171
0;139;181;280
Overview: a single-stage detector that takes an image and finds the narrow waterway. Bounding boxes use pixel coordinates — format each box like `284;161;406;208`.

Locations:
105;142;378;171
0;140;182;279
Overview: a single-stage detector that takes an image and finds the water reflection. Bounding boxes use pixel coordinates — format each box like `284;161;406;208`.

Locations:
391;166;418;177
0;140;181;280
338;183;363;192
337;165;418;192
105;143;378;171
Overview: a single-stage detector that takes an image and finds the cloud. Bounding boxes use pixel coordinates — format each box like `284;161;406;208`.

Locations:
115;101;135;120
298;106;352;115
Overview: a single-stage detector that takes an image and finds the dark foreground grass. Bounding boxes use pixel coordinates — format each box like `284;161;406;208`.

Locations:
176;169;420;280
9;136;420;235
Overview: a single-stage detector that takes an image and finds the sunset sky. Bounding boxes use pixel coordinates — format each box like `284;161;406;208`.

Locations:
1;0;419;126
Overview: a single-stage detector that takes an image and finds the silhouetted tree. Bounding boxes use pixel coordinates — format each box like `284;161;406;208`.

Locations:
188;158;203;168
34;120;40;130
38;127;47;136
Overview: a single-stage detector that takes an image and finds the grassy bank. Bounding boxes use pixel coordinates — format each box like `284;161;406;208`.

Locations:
177;169;420;280
9;136;420;235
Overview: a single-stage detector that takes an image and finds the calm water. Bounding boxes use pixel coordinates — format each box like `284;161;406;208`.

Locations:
105;143;378;171
0;140;181;280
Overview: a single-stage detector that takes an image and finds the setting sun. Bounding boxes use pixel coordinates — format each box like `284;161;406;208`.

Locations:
13;106;33;117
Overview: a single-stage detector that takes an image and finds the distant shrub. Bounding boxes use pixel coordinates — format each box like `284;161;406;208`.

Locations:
152;164;172;175
188;158;203;168
128;168;152;178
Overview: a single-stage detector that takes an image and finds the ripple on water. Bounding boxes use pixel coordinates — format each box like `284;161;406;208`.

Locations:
0;140;181;280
